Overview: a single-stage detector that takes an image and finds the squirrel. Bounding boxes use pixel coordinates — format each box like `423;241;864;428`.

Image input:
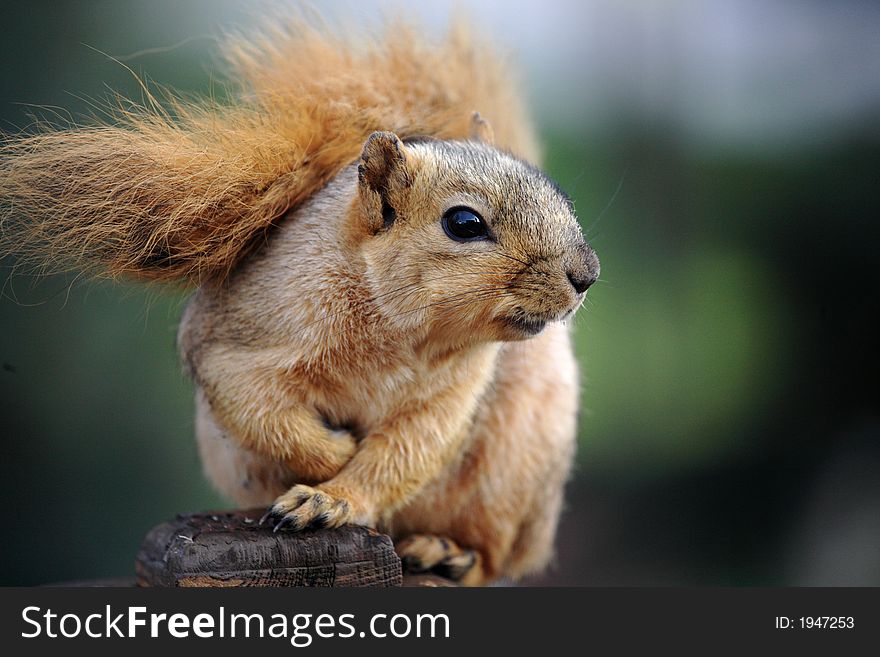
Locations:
0;16;599;585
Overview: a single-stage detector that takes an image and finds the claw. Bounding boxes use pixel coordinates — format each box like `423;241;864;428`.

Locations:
259;508;277;526
309;513;331;530
272;515;299;533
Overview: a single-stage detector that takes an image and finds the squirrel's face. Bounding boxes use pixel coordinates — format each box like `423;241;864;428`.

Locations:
356;131;599;344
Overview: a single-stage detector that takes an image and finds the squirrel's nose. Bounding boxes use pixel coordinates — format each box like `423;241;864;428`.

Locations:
566;270;595;294
566;246;600;295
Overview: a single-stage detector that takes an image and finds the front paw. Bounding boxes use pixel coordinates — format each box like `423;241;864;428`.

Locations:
287;431;358;483
260;484;355;532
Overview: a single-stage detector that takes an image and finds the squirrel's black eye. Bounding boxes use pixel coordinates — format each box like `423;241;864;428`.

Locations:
442;207;488;241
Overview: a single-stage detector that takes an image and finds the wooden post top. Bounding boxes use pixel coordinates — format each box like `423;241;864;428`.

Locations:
136;509;402;587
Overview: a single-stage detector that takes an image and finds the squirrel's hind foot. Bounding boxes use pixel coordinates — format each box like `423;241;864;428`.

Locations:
395;534;481;584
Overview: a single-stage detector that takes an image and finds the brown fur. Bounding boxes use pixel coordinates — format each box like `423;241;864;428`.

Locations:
178;135;599;584
0;16;536;285
1;14;599;585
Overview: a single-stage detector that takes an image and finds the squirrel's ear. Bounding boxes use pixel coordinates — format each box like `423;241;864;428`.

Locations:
357;131;411;233
469;112;495;146
358;131;411;194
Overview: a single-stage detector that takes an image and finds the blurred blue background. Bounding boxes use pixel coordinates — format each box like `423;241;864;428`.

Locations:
1;0;878;585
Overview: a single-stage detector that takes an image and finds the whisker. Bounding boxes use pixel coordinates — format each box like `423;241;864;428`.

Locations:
374;279;535;316
279;279;515;340
584;171;626;237
495;252;532;268
250;262;547;352
370;268;525;302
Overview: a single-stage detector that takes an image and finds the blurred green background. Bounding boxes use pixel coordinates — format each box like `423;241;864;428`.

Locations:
2;0;878;585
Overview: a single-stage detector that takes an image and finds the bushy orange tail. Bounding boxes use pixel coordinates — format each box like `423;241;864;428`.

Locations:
0;15;536;286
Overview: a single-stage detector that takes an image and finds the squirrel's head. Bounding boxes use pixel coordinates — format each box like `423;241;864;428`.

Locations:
353;125;599;345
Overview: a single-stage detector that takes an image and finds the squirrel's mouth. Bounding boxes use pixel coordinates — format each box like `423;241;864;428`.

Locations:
502;313;548;336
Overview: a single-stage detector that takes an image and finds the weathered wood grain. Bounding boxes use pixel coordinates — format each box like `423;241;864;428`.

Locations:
136;509;402;587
